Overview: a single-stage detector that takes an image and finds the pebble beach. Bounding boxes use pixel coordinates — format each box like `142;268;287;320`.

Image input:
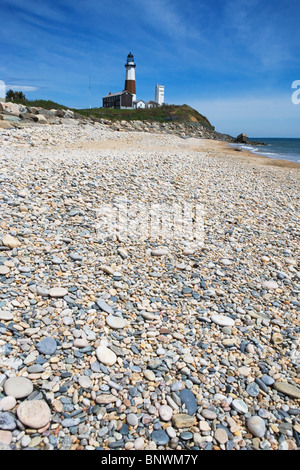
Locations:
0;118;299;451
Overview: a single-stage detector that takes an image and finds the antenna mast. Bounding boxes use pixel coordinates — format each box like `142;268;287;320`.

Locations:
89;75;91;109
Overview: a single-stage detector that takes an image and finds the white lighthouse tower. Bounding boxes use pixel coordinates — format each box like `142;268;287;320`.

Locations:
124;52;136;101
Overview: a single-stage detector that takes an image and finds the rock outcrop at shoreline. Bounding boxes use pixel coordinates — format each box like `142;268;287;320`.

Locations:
0;101;235;142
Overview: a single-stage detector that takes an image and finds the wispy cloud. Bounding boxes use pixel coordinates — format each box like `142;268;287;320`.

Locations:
5;84;39;92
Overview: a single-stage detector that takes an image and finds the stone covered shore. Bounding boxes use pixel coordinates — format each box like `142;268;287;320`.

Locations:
0;118;299;451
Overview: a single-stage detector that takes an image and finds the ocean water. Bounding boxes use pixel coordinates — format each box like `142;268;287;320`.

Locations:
231;138;300;164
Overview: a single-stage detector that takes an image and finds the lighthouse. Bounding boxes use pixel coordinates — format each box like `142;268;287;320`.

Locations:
124;52;136;101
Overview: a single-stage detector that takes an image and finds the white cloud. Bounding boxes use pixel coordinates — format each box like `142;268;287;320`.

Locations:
5;85;39;92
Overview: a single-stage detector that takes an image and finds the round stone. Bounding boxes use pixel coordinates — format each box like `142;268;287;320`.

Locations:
232;399;248;414
106;315;127;329
246;382;260;397
36;337;57;355
73;338;89;348
2;234;21;249
134;437;144;450
159;404;173;421
201;409;217;420
0;310;13;321
166;426;176;438
247;416;266;438
199;420;211;432
127;413;138;426
0;412;16;430
214;428;228;444
211;315;235;327
49;287;68;298
0;430;12;445
151;429;169;445
4;377;33;399
96;345;117;366
261;374;275;386
238;366;251;377
78;375;93;389
0;266;10;275
0;396;17;412
144;369;156;381
17;400;51;429
262;280;278;290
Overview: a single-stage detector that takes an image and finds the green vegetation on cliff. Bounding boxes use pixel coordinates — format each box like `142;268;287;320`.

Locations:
76;104;214;130
11;99;214;130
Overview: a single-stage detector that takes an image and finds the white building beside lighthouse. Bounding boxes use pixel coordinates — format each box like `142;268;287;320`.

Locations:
155;84;164;105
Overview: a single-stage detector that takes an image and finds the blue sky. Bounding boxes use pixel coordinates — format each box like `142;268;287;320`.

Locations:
1;0;300;137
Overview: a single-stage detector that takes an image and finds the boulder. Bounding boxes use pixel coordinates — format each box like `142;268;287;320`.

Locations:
38;108;57;118
2;115;21;122
0;121;14;129
35;114;48;124
0;101;26;115
64;109;74;118
27;107;41;114
55;109;66;118
236;133;248;143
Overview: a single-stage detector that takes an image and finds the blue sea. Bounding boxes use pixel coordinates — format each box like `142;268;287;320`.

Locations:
231;138;300;164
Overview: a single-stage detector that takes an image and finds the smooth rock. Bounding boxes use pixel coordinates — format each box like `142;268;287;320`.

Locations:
0;310;13;321
2;234;21;249
0;430;12;445
232;399;248;414
214;427;228;444
95;394;117;405
211;314;235;327
0;396;17;412
247;416;266;438
78;375;93;389
172;413;196;428
96;299;114;314
159;404;173;421
179;389;198;415
0;266;10;275
127;413;139;426
49;287;68;298
0;413;16;431
4;377;33;399
134;437;144;450
273;382;300;399
36;337;57;355
17;400;51;429
106;315;127;329
201;409;217;420
262;280;279;290
246;382;260;397
151;429;169;445
144;370;156;381
96;345;117;366
151;248;168;257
